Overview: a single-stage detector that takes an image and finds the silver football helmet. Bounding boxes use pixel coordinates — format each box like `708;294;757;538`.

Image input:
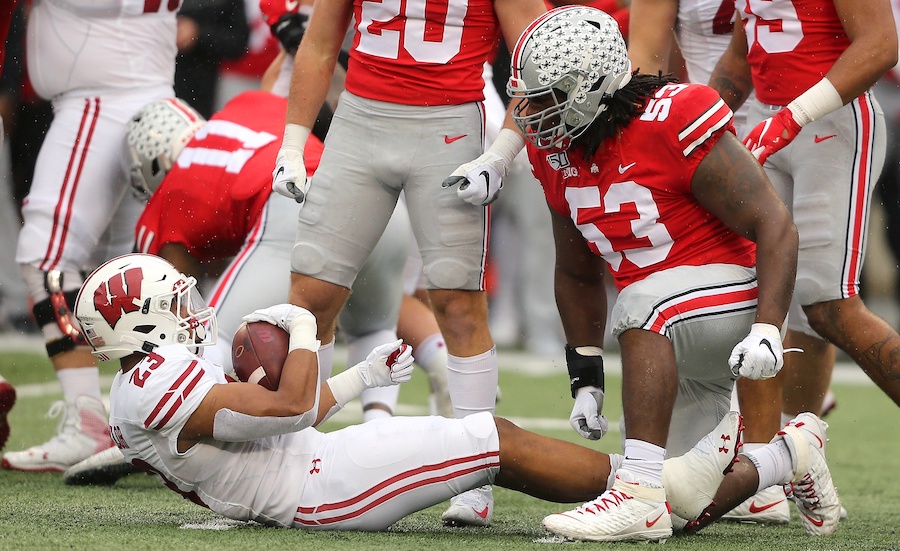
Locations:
507;6;632;149
74;253;216;361
126;98;205;198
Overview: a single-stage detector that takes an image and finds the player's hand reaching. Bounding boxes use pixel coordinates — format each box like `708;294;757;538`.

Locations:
442;151;507;206
441;127;525;206
569;386;609;440
742;107;803;164
273;124;312;203
355;340;415;387
729;323;784;380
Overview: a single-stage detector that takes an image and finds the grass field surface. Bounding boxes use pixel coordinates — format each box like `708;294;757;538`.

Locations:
0;340;897;550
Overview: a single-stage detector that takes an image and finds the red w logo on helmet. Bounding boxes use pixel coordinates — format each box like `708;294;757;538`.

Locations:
94;267;144;327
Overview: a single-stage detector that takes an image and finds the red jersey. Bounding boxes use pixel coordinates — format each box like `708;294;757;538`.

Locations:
738;0;849;105
528;83;756;291
344;0;501;106
135;91;323;263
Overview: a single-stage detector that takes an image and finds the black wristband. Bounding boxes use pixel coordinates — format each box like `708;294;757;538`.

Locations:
565;345;605;398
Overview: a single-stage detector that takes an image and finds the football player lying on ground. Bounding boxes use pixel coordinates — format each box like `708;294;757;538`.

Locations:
73;253;839;536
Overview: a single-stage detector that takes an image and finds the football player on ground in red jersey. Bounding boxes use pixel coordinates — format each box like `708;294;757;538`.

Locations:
270;0;548;527
4;0;181;474
509;6;838;541
710;1;900;413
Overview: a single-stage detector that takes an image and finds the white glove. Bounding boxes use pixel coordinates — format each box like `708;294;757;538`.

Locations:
729;323;784;380
441;151;506;206
441;128;525;206
242;304;318;352
272;124;312;203
569;386;609;440
356;339;415;387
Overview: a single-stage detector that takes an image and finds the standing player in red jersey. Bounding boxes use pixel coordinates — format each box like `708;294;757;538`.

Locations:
269;0;548;527
507;6;839;541
710;0;900;411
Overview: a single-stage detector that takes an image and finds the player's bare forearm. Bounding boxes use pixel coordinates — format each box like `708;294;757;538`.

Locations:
692;134;797;326
551;210;608;347
709;22;753;112
828;0;898;103
627;0;678;75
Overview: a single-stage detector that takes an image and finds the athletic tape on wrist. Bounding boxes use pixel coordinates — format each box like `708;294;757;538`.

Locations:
282;123;311;151
326;365;366;407
565;345;605;398
488;128;526;166
787;78;842;126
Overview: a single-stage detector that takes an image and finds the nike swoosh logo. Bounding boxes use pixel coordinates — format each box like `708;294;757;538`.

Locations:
646;512;665;527
760;339;776;360
802;512;825;527
748;499;786;513
274;166;284;179
473;506;490;519
814;134;837;143
445;134;468;144
479;170;490;188
618;162;636;174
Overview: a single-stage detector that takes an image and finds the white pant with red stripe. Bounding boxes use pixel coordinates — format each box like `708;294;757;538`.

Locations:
293;412;499;530
16;86;173;274
611;263;757;456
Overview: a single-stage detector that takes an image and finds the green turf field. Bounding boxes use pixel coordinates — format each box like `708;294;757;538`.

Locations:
0;343;897;550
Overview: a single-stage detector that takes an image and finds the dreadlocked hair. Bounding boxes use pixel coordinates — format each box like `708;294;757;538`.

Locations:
573;71;680;159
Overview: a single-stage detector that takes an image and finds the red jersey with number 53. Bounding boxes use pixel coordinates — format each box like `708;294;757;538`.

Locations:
135;91;323;263
738;0;849;105
528;83;756;291
345;0;500;106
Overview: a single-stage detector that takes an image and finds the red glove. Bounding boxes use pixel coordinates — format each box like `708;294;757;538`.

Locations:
742;107;803;164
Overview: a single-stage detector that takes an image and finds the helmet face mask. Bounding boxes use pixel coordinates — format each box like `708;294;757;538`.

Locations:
507;6;632;150
75;254;217;361
126;98;206;199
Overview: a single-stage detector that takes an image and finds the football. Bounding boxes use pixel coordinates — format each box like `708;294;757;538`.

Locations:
231;321;290;390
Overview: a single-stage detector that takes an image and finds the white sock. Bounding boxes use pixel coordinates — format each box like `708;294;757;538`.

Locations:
745;439;793;490
447;347;498;418
622;439;666;486
415;333;446;372
57;367;101;403
607;453;624;489
361;387;398;422
317;339;335;383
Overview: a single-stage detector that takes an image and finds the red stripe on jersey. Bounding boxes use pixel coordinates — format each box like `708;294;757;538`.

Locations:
144;361;202;429
843;95;875;298
41;98;100;270
294;451;500;525
678;98;732;157
644;281;759;334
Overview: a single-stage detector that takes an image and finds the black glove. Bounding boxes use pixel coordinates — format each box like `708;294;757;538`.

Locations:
271;12;309;56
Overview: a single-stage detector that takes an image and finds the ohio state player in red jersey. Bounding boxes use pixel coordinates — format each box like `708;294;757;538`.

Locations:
508;6;838;541
269;0;548;527
710;0;900;414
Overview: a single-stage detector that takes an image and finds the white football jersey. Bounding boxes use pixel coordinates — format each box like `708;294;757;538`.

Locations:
27;0;179;99
108;345;323;527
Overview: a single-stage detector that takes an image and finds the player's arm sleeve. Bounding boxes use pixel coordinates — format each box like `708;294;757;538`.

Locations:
212;406;318;441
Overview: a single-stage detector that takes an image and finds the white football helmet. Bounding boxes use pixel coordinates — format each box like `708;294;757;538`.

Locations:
74;254;216;361
127;98;205;198
507;6;632;149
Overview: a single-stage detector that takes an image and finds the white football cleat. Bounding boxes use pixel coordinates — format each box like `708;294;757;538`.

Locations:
721;485;791;524
63;445;138;486
1;395;113;472
777;412;841;535
442;485;493;527
542;470;672;542
663;411;743;521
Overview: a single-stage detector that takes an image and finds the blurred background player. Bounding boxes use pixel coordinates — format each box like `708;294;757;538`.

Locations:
270;0;549;527
3;0;181;473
